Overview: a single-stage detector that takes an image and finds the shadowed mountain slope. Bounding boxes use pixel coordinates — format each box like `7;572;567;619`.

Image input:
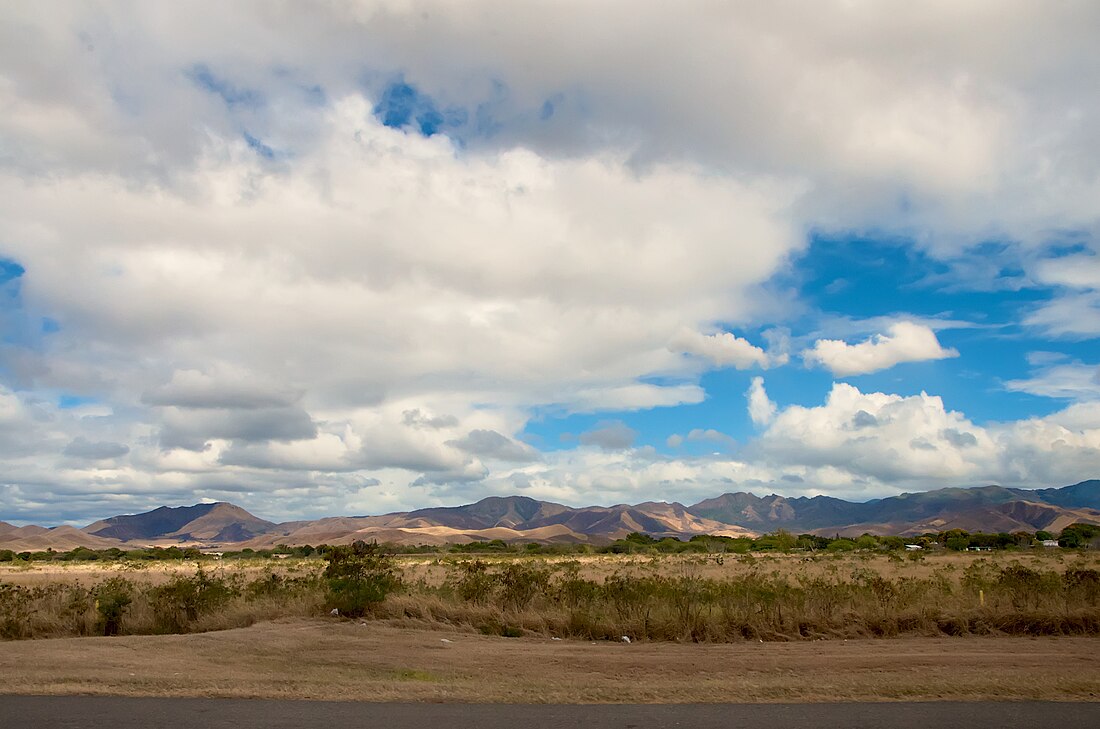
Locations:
687;482;1100;534
84;503;275;542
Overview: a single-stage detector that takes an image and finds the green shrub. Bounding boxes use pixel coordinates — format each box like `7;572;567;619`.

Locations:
0;584;32;639
452;559;496;604
151;568;237;632
94;577;133;636
323;541;401;617
497;561;551;610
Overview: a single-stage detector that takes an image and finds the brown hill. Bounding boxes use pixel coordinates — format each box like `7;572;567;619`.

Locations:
239;522;600;549
520;501;753;541
162;503;276;541
391;496;572;530
85;502;275;542
810;500;1100;537
0;526;125;552
5;479;1100;550
238;497;755;547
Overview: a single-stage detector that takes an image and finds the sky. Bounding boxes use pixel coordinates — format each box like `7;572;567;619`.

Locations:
1;2;1099;525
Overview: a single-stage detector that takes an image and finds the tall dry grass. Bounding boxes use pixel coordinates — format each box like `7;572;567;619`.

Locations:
3;552;1100;642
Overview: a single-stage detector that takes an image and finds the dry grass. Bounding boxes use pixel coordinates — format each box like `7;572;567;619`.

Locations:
2;549;1091;588
0;559;316;588
0;619;1097;702
5;551;1100;642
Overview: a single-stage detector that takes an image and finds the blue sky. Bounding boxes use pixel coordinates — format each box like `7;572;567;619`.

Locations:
0;3;1099;524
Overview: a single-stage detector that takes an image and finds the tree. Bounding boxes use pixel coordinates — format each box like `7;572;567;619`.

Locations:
1058;523;1100;549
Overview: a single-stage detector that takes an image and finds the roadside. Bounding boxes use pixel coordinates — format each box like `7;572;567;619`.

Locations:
1;619;1097;703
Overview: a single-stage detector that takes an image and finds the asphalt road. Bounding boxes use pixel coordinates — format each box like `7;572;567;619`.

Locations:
1;697;1098;729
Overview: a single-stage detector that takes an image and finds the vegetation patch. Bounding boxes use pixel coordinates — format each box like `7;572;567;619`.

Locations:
3;539;1100;643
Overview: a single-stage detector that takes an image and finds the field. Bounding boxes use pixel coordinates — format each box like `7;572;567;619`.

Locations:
3;550;1100;702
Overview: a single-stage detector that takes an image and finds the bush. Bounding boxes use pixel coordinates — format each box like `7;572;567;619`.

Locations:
498;561;551;610
94;577;133;636
0;585;32;639
151;568;237;632
323;541;401;617
453;560;496;604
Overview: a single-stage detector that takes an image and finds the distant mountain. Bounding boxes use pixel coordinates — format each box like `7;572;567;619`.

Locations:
395;495;572;530
518;500;752;540
0;525;125;552
238;497;753;548
83;502;275;542
1027;480;1100;510
3;480;1099;550
687;482;1100;535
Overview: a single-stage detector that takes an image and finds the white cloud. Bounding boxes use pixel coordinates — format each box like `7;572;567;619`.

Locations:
578;421;638;451
803;321;959;376
665;428;736;450
669;328;780;370
1006;363;1100;400
1034;255;1100;290
746;377;777;426
1027;256;1100;337
750;382;1100;489
1024;292;1100;338
0;3;1098;521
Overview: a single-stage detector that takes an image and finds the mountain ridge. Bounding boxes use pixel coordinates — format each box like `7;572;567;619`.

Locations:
3;480;1100;550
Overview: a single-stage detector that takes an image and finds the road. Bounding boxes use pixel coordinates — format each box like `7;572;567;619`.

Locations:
1;696;1098;729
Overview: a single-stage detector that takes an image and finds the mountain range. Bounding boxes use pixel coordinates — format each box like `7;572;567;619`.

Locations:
2;480;1099;551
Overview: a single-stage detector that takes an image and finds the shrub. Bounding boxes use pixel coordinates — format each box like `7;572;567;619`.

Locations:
94;577;133;636
452;559;496;604
151;568;237;632
0;584;32;639
497;561;551;611
323;540;401;617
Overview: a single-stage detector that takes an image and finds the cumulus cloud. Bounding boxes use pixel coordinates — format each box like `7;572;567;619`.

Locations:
402;409;460;430
746;377;777;426
665;429;736;450
143;368;303;409
62;437;129;461
0;3;1098;522
579;421;638;450
803;322;959;376
754;383;989;482
446;429;539;463
669;328;777;369
158;406;317;451
746;382;1100;489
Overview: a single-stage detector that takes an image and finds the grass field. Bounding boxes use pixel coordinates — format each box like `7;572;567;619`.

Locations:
4;551;1100;702
5;549;1100;641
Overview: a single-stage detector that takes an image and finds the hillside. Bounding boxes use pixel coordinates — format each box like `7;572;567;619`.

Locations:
84;502;275;542
0;526;125;552
2;479;1099;550
688;482;1100;535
